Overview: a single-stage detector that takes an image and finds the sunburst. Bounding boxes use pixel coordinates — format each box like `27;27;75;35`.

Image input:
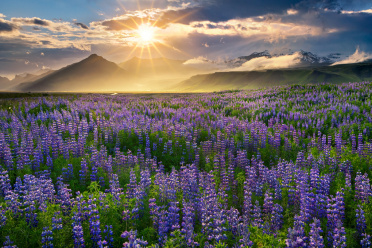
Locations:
136;23;156;44
112;0;197;72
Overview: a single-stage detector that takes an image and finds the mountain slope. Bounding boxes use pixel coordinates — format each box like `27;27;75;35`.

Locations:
175;62;372;92
16;54;135;92
0;76;11;91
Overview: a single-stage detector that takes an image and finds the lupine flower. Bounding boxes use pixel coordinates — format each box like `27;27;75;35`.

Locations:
41;226;54;248
121;230;148;248
309;218;324;248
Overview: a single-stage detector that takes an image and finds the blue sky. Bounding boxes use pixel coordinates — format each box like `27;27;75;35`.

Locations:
1;0;372;77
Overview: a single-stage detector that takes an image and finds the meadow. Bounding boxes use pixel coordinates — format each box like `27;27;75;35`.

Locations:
0;82;371;247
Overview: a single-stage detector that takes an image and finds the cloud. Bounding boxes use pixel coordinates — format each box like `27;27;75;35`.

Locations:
11;17;77;32
75;22;89;29
332;47;372;65
12;17;50;26
0;21;17;32
232;52;303;71
189;17;338;41
341;8;372;14
287;9;299;15
183;56;229;70
91;8;175;31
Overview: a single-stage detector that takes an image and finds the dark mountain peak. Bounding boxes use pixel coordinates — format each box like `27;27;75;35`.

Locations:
87;54;101;59
237;50;271;61
80;54;109;64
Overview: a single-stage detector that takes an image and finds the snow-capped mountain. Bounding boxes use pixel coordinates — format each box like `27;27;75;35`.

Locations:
227;50;340;68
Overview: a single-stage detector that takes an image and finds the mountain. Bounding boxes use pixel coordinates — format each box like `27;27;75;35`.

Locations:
227;50;336;68
229;50;271;67
11;70;54;85
0;76;11;91
16;54;136;92
174;62;372;92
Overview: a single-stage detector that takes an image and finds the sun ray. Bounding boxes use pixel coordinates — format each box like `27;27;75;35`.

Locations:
136;46;145;74
146;44;156;74
150;43;181;74
156;40;190;57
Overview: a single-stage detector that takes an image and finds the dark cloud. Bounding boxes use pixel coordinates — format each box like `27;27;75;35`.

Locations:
0;21;17;32
75;22;89;29
33;18;49;26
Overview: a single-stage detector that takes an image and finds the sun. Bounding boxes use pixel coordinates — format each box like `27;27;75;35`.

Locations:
136;23;156;44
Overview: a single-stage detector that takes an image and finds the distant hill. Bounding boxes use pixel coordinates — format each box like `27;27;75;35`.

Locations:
0;76;11;91
12;70;54;85
175;62;372;92
16;54;136;92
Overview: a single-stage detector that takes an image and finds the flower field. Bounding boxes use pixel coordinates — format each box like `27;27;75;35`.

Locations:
0;82;372;247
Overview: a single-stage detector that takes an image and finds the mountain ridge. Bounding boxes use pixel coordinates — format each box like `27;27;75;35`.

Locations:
174;62;372;92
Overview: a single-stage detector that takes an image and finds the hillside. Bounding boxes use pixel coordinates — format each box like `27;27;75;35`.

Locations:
175;62;372;92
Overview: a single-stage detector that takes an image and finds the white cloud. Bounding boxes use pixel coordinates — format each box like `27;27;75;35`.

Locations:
0;13;6;18
287;9;298;15
231;52;302;71
190;17;338;41
40;52;44;56
183;56;229;71
341;8;372;14
332;47;372;65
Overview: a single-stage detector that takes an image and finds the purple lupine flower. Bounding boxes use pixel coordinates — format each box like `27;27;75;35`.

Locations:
79;159;88;186
167;201;180;231
237;223;254;247
0;205;7;228
309;218;324;248
271;203;283;233
332;224;347;248
72;222;85;248
361;233;372;248
180;201;198;247
52;211;62;231
286;215;307;248
2;236;18;248
263;190;273;219
242;181;252;224
126;169;137;200
356;205;367;235
226;207;240;236
89;205;102;247
121;230;148;248
103;225;114;248
41;226;54;248
251;200;263;229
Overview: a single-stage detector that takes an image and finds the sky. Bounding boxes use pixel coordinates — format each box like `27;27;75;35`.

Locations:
1;0;372;77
